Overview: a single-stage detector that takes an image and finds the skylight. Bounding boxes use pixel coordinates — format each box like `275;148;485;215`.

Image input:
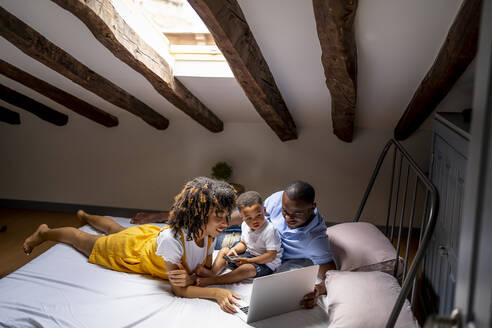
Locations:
111;0;231;77
124;0;224;61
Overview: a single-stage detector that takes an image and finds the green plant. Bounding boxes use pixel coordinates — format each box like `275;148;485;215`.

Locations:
211;161;232;181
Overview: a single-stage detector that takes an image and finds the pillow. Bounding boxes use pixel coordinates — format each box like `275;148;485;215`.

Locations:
326;222;403;276
214;225;242;250
320;270;419;328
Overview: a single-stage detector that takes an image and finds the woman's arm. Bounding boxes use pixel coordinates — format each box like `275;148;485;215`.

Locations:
171;285;240;313
167;262;196;287
166;261;240;313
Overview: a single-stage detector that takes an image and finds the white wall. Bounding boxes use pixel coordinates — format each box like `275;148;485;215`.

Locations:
0;108;446;226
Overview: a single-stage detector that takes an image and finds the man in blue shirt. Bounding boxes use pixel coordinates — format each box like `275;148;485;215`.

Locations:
264;188;333;270
229;181;335;308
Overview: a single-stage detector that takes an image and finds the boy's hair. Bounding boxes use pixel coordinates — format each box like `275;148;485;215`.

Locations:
284;181;315;203
169;177;236;241
236;191;263;211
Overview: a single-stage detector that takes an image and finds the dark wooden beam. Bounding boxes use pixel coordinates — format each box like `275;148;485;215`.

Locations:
313;0;358;142
0;106;21;125
0;84;68;126
187;0;297;141
50;0;223;133
0;59;118;127
394;0;481;140
0;7;168;130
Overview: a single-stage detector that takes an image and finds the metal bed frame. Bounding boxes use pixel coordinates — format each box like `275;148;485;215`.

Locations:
354;139;439;328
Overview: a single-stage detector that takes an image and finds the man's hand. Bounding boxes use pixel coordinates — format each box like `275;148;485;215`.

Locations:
168;263;195;287
300;283;326;309
300;261;334;308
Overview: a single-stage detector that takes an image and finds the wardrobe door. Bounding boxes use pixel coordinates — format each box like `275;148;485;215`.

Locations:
426;114;469;316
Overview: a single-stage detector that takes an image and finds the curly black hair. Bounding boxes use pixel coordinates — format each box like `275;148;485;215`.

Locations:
168;177;236;241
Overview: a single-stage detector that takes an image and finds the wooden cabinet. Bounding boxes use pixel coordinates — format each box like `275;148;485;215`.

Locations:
424;112;470;315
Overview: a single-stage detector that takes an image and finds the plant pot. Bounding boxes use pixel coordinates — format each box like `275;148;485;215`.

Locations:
229;182;245;196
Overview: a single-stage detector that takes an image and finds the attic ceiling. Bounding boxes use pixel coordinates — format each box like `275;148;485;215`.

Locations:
0;0;476;142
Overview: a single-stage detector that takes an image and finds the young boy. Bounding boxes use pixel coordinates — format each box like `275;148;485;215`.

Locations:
196;191;282;286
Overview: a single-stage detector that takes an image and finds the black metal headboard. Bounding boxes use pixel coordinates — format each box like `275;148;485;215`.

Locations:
353;139;439;328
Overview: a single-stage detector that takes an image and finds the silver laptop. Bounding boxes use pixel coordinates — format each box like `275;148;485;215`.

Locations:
234;264;319;323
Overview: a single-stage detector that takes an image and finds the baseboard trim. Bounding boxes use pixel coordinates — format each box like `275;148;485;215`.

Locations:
0;199;422;236
0;198;164;218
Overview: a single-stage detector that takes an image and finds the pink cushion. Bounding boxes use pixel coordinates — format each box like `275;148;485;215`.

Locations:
321;270;419;328
326;222;402;275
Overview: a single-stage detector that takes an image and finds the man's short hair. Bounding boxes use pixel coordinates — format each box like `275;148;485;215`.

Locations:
284;181;315;203
236;191;263;210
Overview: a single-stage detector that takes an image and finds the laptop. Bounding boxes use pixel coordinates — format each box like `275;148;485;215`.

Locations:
234;264;319;323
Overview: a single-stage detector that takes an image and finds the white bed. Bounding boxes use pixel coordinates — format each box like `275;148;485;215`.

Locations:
0;217;329;328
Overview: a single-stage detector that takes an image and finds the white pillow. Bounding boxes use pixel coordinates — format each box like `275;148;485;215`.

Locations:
321;270;419;328
326;222;403;275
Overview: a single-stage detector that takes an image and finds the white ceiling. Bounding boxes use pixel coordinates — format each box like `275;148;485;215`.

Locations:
0;0;466;134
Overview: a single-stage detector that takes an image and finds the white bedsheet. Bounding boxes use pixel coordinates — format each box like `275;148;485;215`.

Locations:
0;217;329;328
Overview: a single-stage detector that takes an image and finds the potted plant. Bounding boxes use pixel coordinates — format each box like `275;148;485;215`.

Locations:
211;161;245;195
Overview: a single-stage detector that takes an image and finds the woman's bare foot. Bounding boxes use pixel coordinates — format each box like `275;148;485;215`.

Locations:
22;224;49;255
77;210;88;226
196;276;217;287
130;212;169;225
194;264;214;277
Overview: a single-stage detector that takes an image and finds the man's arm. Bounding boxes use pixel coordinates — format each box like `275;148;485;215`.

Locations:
314;261;336;295
300;261;336;309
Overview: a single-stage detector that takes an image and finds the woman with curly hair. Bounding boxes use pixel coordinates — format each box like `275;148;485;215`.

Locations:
22;177;241;313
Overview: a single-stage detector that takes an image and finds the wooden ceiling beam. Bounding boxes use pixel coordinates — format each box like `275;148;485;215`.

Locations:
0;106;21;125
187;0;297;141
50;0;223;133
0;59;118;127
394;0;481;140
313;0;358;143
0;7;169;130
0;84;68;126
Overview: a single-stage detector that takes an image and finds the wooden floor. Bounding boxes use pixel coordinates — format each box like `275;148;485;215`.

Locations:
0;208;81;278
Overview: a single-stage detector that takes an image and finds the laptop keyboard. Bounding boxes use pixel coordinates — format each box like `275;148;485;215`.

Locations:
240;306;249;314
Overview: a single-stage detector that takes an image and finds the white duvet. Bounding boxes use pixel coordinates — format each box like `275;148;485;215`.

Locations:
0;217;329;328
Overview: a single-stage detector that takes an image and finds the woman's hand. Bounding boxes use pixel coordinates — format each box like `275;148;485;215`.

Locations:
226;248;238;257
214;288;241;313
168;263;195;287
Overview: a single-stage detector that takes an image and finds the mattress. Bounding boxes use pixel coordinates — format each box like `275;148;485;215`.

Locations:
0;217;329;327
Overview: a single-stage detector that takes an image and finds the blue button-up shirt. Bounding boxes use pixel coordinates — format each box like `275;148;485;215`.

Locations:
264;191;333;265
